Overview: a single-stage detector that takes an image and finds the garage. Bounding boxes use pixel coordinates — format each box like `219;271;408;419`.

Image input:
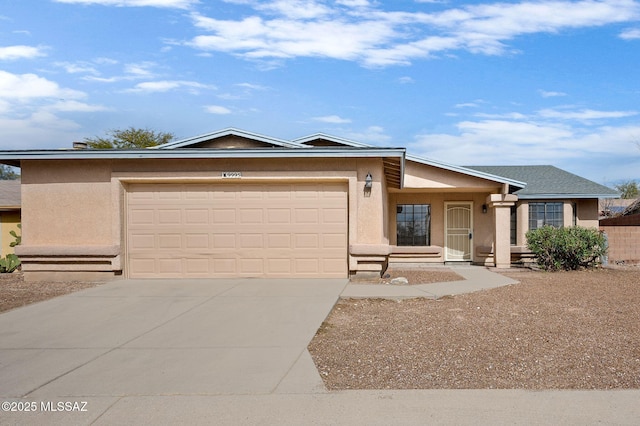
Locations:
126;182;348;278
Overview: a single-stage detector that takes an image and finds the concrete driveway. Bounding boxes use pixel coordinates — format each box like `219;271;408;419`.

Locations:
2;275;640;425
0;278;345;424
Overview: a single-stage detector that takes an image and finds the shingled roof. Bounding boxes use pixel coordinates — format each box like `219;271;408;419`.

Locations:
466;165;619;199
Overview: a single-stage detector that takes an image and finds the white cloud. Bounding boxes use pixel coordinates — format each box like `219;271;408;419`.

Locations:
0;72;102;150
0;45;46;61
55;61;100;75
620;28;640;39
53;0;196;8
125;80;217;94
186;0;640;67
313;115;352;124
124;62;157;78
537;108;638;121
539;90;567;98
46;100;108;112
0;71;85;100
409;114;640;183
398;76;415;84
204;105;232;114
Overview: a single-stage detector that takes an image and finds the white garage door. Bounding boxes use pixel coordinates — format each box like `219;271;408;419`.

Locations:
126;182;348;278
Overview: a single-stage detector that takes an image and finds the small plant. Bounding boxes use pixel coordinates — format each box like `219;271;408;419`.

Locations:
0;254;21;273
9;224;21;247
526;225;607;271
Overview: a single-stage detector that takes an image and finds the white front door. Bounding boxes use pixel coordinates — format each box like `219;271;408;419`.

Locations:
445;202;473;261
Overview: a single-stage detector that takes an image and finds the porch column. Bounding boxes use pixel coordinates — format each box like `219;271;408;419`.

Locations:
486;194;518;268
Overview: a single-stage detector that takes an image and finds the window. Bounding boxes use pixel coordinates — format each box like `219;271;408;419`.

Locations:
397;204;430;246
529;202;563;230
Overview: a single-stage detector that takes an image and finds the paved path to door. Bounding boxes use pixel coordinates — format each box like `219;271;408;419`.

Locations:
1;272;639;425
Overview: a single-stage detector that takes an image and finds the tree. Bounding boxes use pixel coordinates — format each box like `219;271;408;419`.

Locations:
84;127;175;149
614;180;639;199
0;165;19;180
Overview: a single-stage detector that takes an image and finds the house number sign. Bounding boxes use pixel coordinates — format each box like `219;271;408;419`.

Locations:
222;171;242;178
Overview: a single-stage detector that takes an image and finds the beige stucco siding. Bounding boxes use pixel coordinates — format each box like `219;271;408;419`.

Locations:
388;192;495;263
0;212;20;256
404;161;503;191
18;156;393;280
20;160;113;246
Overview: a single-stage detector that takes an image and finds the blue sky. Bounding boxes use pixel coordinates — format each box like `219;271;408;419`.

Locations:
1;0;640;185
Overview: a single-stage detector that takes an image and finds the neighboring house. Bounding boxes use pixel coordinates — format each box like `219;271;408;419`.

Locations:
599;198;637;218
0;179;21;257
0;128;619;281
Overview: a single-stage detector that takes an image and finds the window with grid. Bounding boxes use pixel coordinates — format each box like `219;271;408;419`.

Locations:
397;204;430;246
529;202;563;230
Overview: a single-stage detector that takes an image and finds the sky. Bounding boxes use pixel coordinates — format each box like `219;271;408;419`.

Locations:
1;0;640;186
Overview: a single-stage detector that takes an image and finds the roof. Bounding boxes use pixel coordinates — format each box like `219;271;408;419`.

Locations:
467;165;619;199
622;199;640;216
154;128;305;149
0;179;20;209
295;134;526;187
0;129;618;198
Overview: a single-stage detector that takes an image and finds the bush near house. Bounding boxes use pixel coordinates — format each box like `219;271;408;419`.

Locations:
526;226;607;271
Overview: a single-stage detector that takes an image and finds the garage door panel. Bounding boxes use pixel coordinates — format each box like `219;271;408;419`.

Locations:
127;182;347;278
240;209;263;223
158;234;181;249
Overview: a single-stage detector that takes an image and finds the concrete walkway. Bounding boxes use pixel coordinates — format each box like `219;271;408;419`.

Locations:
1;268;639;425
342;265;519;299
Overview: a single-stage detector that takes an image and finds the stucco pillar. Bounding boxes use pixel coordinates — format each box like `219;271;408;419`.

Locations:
486;194;518;268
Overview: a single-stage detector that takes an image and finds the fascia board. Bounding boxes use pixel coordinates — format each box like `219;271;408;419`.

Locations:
517;193;621;199
0;147;405;161
293;133;373;148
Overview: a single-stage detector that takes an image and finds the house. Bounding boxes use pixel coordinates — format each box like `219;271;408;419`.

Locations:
0;179;21;257
0;128;618;281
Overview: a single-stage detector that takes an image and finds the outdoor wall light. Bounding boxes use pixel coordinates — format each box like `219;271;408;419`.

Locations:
482;204;488;214
365;173;373;189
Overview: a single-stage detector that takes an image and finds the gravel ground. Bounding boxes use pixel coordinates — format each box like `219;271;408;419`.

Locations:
0;272;98;313
3;267;639;390
308;267;640;390
351;267;464;285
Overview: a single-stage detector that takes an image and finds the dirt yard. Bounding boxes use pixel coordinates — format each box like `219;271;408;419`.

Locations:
309;267;640;390
3;267;639;390
0;272;98;313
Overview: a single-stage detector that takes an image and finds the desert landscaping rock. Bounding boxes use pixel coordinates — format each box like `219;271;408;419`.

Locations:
390;277;409;285
309;268;640;390
0;272;98;313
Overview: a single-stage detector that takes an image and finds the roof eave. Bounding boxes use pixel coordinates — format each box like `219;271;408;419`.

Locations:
0;147;405;160
517;193;620;199
154;128;306;149
407;154;527;188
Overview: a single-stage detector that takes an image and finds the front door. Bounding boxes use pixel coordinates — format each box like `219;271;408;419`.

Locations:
445;202;473;261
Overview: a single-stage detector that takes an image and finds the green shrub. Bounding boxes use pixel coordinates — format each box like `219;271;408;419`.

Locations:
526;225;607;271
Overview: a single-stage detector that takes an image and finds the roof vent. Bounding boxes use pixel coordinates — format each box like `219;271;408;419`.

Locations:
73;141;88;150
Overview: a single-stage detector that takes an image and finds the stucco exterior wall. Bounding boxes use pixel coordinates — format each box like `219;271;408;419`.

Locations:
0;211;20;256
386;191;495;264
575;199;599;228
20;160;113;246
18;156;391;280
